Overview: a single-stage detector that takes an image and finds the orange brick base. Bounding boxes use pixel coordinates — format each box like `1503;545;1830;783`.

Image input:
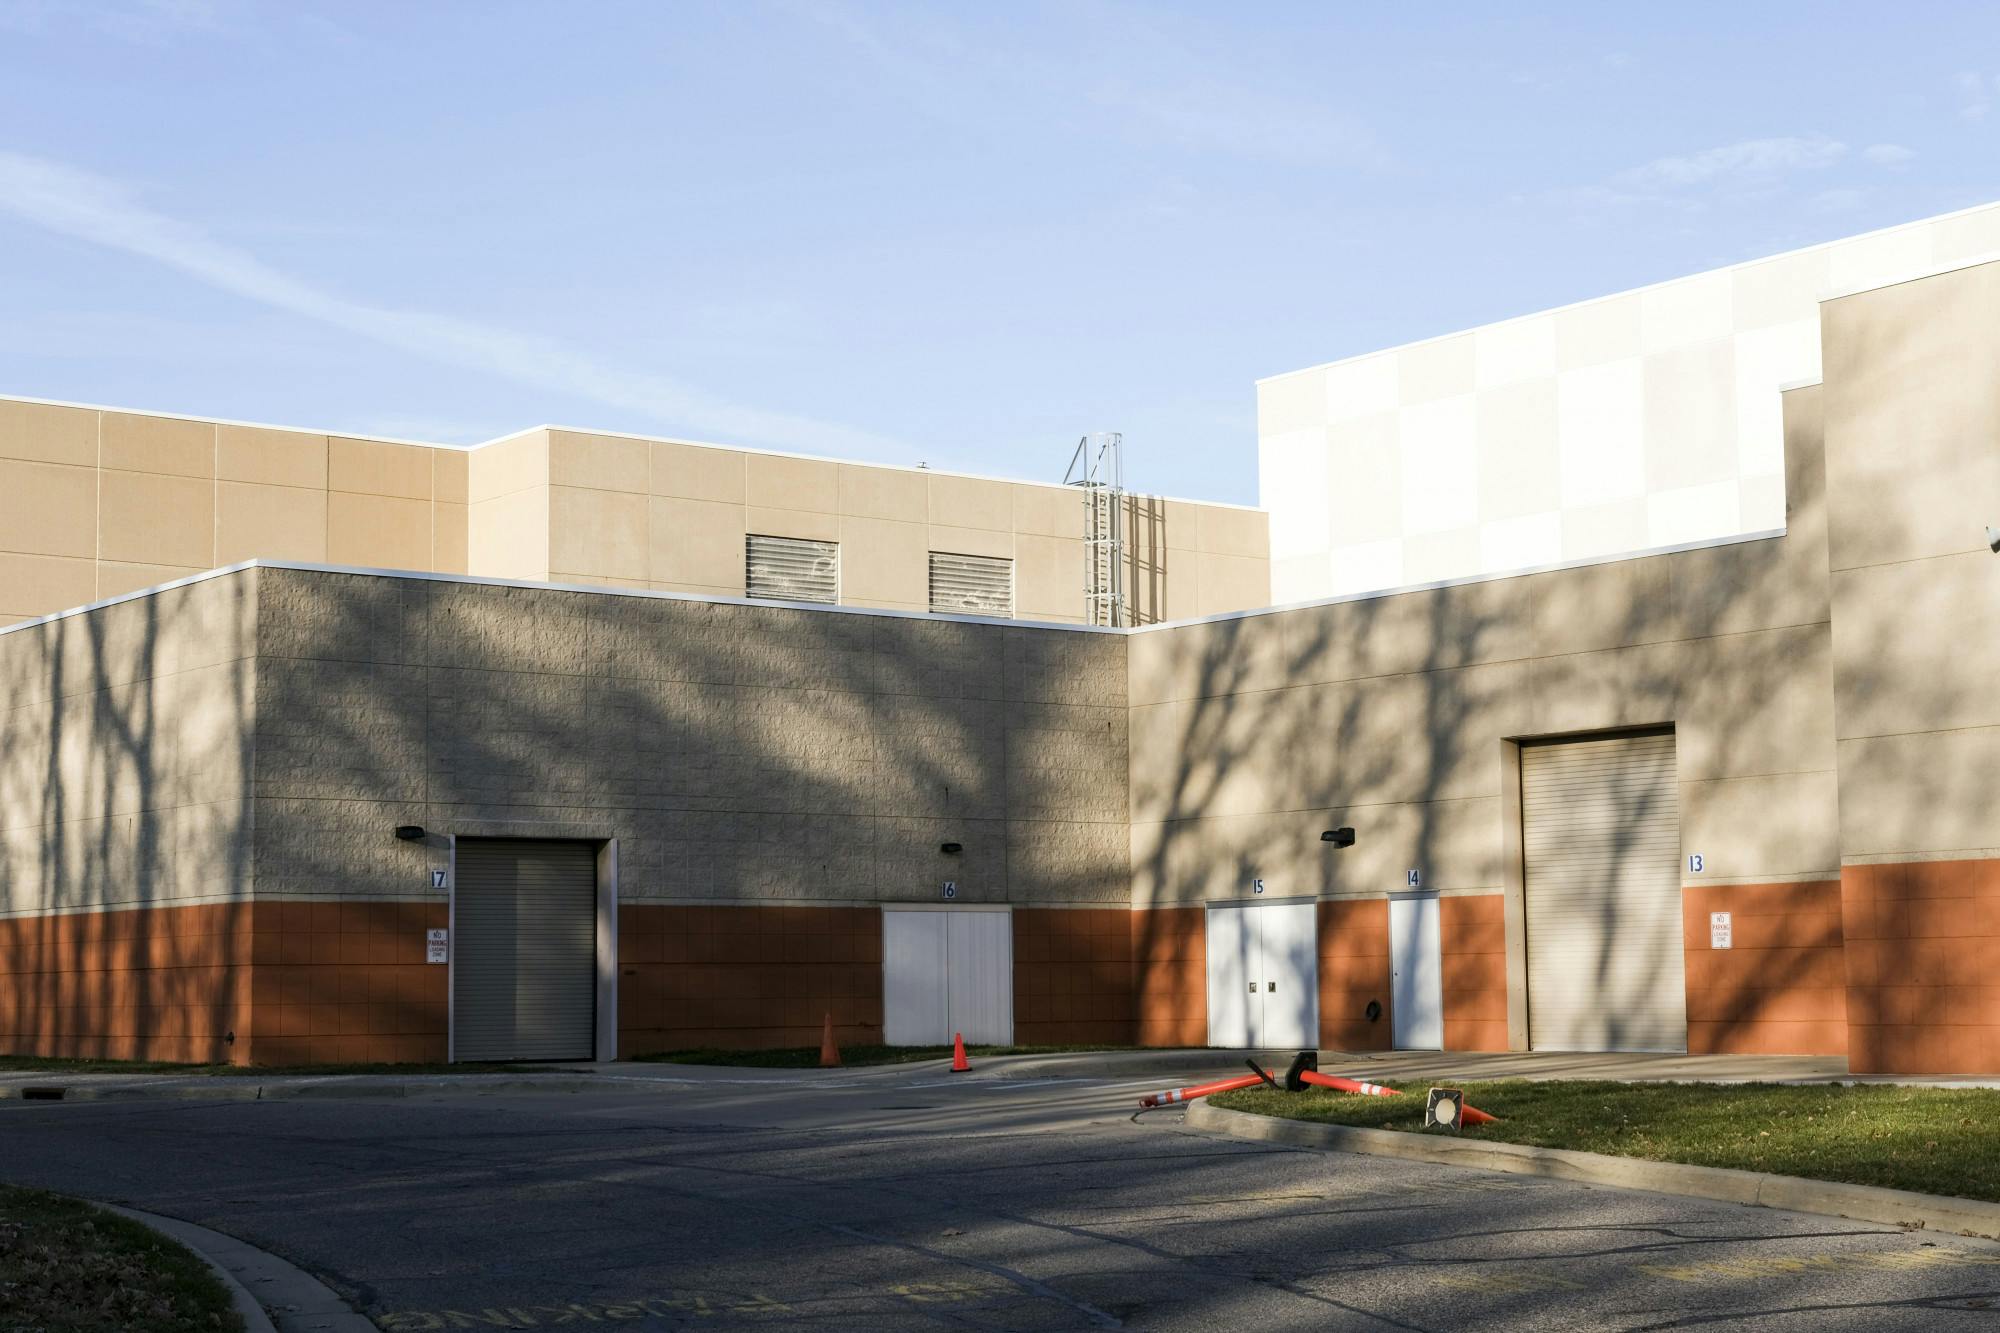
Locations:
1683;880;1846;1056
1842;859;2000;1075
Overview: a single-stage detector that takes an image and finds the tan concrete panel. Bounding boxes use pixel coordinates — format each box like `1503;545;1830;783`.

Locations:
1014;533;1082;621
549;430;649;493
1194;505;1269;559
1195;553;1270;615
1280;577;1537;690
0;459;96;559
745;506;839;543
548;485;649;581
215;481;328;564
95;560;208;599
329;437;435;501
927;524;1013;560
0;399;96;467
1831;552;2000;740
650;440;746;504
1522;553;1678;657
99;470;214;568
432;502;468;575
648;496;748;591
1013;484;1082;540
1837;728;2000;858
327;491;432;570
0;552;95;618
839;516;927;605
467;430;550;503
433;449;468;504
838;464;927;522
1524;638;1687;738
1681;771;1839;882
1676;625;1837;782
100;411;213;478
216;425;328;490
468;487;550;580
1822;261;2000;572
928;473;1013;531
746;453;837;513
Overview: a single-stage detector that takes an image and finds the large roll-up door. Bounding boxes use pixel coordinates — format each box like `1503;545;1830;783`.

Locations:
1521;732;1685;1052
453;839;598;1061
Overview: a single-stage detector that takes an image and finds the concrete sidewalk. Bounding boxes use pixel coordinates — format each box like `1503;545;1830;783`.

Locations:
6;1047;2000;1102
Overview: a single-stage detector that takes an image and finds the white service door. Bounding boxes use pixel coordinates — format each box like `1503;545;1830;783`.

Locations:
1205;903;1319;1049
1389;895;1444;1051
946;911;1014;1045
1256;903;1319;1049
883;911;949;1045
1204;906;1252;1048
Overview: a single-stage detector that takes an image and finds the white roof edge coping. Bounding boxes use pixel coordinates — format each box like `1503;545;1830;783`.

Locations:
1778;377;1826;393
1255;197;2000;386
0;560;1122;637
0;392;1266;513
0;526;1787;643
1125;526;1790;634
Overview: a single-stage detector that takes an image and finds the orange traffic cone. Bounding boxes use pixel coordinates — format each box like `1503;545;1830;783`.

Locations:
819;1012;841;1068
950;1031;970;1073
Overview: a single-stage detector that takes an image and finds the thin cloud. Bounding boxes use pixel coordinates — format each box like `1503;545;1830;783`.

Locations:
1860;143;1915;166
0;150;909;458
1957;72;1995;121
1611;136;1848;192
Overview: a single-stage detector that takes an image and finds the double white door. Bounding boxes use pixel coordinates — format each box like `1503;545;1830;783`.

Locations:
1204;902;1318;1049
882;908;1013;1046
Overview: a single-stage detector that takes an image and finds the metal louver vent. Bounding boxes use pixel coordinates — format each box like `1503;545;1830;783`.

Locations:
929;552;1014;618
745;534;839;604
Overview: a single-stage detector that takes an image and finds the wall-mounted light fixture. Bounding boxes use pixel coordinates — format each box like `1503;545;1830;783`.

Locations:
394;825;427;842
1987;525;2000;554
1320;827;1356;847
940;842;963;855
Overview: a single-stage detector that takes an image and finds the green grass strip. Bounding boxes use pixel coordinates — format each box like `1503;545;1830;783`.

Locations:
1210;1079;2000;1203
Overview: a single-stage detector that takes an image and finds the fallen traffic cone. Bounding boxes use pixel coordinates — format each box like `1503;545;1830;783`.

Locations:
1299;1069;1499;1125
1138;1071;1268;1109
950;1031;970;1072
819;1012;841;1068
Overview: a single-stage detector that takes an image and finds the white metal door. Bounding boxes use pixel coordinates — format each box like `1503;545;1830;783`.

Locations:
1204;906;1253;1047
1205;903;1319;1048
1522;731;1687;1052
883;911;949;1045
946;911;1013;1045
1256;903;1319;1049
1389;895;1444;1051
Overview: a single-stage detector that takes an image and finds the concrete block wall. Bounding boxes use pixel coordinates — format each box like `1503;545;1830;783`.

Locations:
1129;381;1841;1055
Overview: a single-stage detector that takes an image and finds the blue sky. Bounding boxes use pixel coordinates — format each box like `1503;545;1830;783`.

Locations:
1;2;1995;503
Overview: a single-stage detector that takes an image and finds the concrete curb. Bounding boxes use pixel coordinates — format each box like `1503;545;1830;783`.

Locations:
1185;1099;2000;1241
103;1204;376;1332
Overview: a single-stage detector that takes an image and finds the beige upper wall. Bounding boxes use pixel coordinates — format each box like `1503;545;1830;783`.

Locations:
0;401;1269;627
1129;382;1838;906
1821;257;2000;862
0;400;467;625
534;427;1268;622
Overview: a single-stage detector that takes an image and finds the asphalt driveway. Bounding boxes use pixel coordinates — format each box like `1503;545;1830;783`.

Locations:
3;1056;1998;1330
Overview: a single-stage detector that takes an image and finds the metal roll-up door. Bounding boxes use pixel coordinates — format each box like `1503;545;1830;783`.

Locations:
1521;731;1685;1052
453;839;598;1061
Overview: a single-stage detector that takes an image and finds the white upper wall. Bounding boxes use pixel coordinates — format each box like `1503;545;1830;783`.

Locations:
1256;200;2000;602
